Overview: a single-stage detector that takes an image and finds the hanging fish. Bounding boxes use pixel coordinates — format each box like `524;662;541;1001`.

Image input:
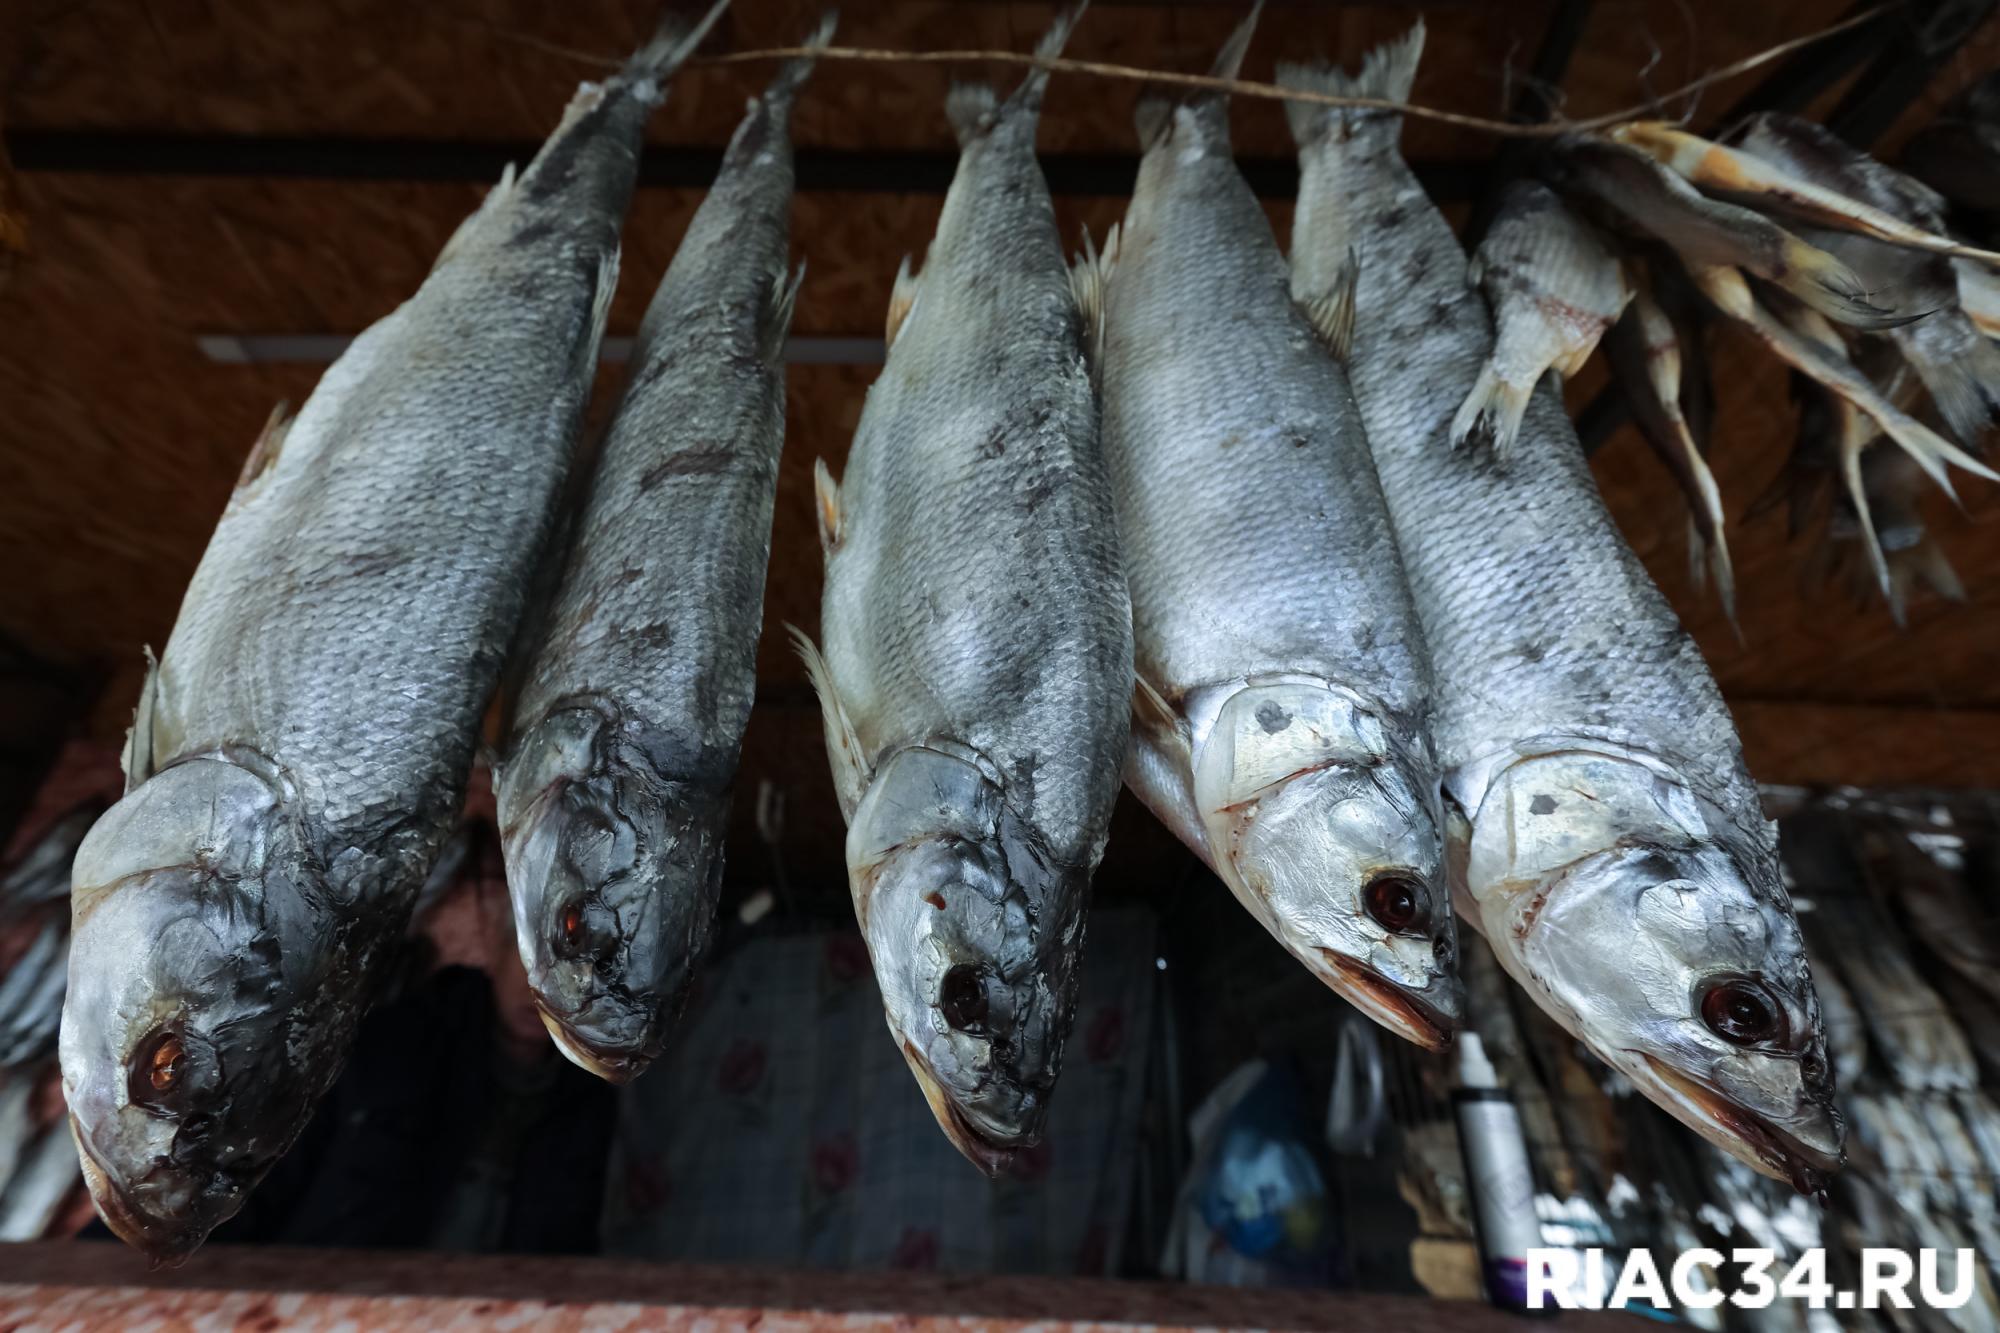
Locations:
1281;23;1842;1193
497;16;831;1084
1451;178;1631;460
796;3;1133;1174
1084;3;1460;1049
58;3;728;1260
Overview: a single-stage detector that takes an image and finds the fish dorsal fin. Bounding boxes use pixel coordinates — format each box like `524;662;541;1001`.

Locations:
236;401;294;490
764;260;805;365
1301;247;1359;361
885;254;920;348
435;163;517;271
122;647;161;792
813;457;843;552
788;625;869;819
1067;223;1120;372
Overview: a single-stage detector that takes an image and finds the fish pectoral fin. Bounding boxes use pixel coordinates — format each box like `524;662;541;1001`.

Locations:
236;401;294;490
787;624;868;819
1131;674;1189;760
1067;224;1118;372
885;255;920;349
812;457;843;552
1299;246;1359;362
1448;362;1535;463
121;646;161;792
764;260;806;366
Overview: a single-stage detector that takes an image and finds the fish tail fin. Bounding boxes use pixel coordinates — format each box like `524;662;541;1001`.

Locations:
623;0;733;101
762;260;805;365
885;254;920;348
759;9;837;117
1275;19;1423;148
1779;236;1916;331
1839;434;1896;611
1907;335;2000;451
1137;1;1261;150
1913;538;1968;605
1300;246;1359;361
1872;403;2000;498
1449;363;1534;462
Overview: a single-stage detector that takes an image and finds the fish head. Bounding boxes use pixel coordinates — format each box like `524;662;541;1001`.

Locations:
60;753;314;1260
1192;683;1462;1049
498;704;724;1083
847;744;1083;1174
1465;750;1843;1192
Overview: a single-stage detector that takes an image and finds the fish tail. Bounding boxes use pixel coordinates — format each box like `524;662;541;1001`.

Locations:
622;0;732;102
1275;19;1423;149
1137;1;1261;150
1449;362;1533;462
1906;334;2000;451
1777;235;1916;331
950;0;1087;143
759;10;837;118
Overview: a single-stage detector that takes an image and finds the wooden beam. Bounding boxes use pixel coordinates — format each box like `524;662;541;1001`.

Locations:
1733;700;2000;790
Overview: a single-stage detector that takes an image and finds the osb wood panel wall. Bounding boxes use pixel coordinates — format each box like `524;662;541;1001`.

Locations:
3;2;1999;882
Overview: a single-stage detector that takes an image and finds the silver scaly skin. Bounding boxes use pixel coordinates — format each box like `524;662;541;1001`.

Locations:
58;5;727;1260
797;3;1133;1174
496;17;829;1085
1089;5;1459;1050
1279;23;1842;1191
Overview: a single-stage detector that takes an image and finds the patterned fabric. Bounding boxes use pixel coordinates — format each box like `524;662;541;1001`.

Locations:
602;909;1162;1275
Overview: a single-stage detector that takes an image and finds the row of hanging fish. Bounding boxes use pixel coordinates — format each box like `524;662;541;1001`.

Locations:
1460;82;2000;626
57;0;1998;1261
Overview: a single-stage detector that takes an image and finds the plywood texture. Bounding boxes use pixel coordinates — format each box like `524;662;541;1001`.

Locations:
4;1;2000;884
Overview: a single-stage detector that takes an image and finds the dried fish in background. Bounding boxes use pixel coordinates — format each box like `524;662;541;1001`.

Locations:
1452;179;1630;460
498;17;829;1084
1088;3;1460;1050
1282;23;1842;1192
58;4;729;1260
798;4;1133;1175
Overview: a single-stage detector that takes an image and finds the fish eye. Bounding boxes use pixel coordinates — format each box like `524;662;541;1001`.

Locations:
940;963;990;1035
1364;872;1429;935
555;893;588;958
129;1029;186;1112
1698;976;1788;1048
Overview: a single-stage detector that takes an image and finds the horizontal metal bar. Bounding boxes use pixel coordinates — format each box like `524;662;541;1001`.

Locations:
4;130;1481;201
196;332;886;366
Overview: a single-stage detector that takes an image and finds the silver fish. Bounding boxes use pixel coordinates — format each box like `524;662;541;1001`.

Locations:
57;5;726;1260
795;4;1131;1174
498;17;828;1085
1083;5;1458;1049
1280;23;1842;1191
1540;132;1906;330
1451;179;1631;460
1728;113;2000;454
0;1072;34;1198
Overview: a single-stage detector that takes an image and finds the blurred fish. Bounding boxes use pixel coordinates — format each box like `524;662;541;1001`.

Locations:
1799;936;1868;1089
1283;23;1841;1193
0;1119;80;1242
0;1072;34;1198
0;801;101;921
1602;262;1733;620
1461;934;1578;1197
1915;1096;2000;1258
1611;120;2000;265
1693;266;1995;605
58;4;727;1260
1960;257;2000;338
1955;1090;2000;1192
1728;113;2000;454
1541;134;1908;329
1836;913;1977;1091
1855;825;2000;1007
498;16;828;1083
1087;3;1459;1049
797;4;1132;1174
1451;179;1631;460
0;928;66;1069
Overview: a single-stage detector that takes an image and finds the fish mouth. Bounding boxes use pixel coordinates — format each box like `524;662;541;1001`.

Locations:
897;1038;1035;1177
69;1114;203;1264
1318;950;1460;1051
537;1007;652;1084
1634;1053;1843;1195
